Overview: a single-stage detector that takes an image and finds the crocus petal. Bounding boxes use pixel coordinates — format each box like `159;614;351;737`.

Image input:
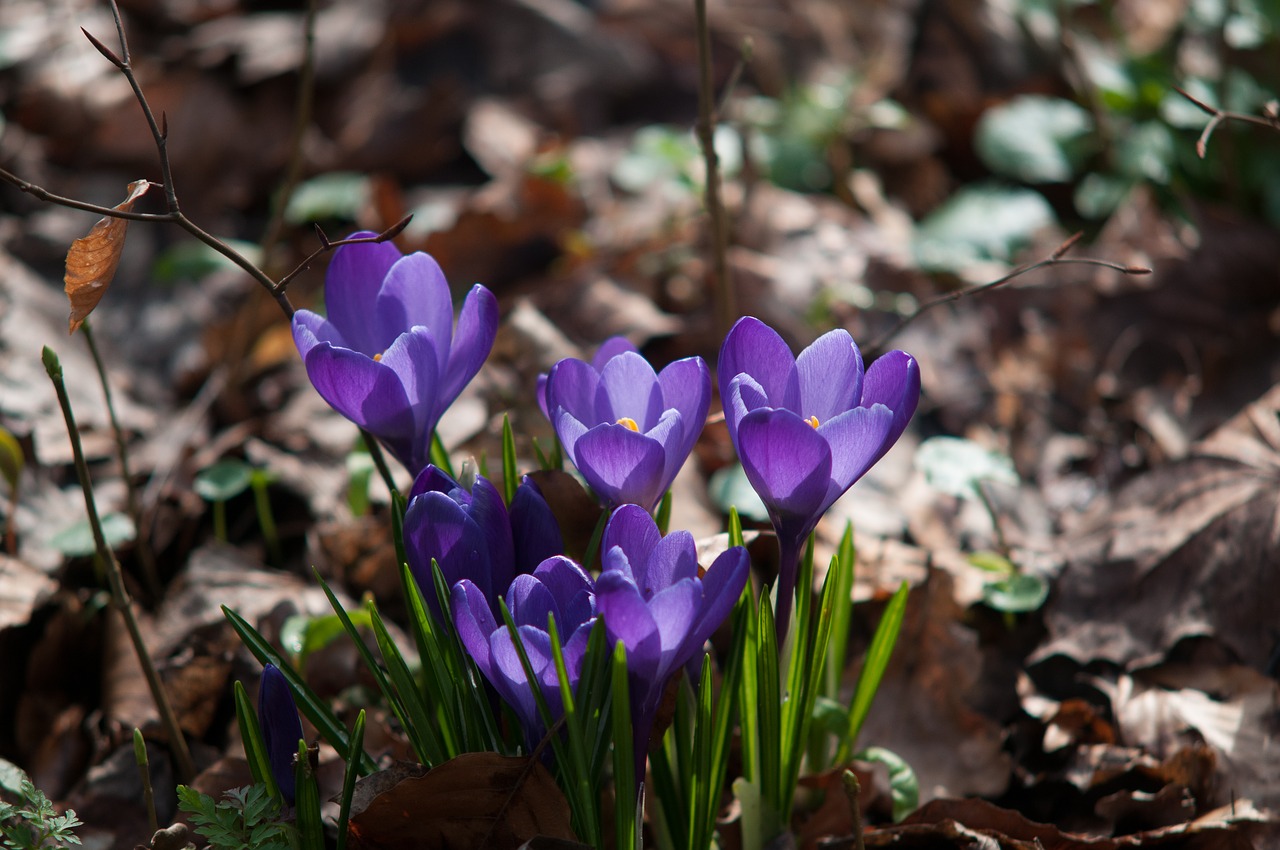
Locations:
489;630;541;735
818;404;896;506
536;374;550;419
797;330;863;424
595;570;662;685
736;409;832;522
602;505;661;574
592;336;638;370
647;578;701;657
507;574;557;630
409;464;461;501
404;491;489;614
323;235;403;355
439;284;499;407
291;310;346;359
725;373;771;439
680;546;750;658
377;327;441;445
573;424;667;510
375;253;453;365
509;478;565;574
546;359;601;428
303;344;414;443
529;556;594;623
657;356;711;461
718;317;800;435
258;664;304;804
452;580;499;679
862;350;921;447
467;475;516;595
595;351;663;430
552;410;589;467
640;530;699;596
645;409;686;494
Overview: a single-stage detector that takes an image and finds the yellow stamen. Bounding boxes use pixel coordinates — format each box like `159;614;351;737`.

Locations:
373;352;383;362
806;415;820;429
616;417;640;432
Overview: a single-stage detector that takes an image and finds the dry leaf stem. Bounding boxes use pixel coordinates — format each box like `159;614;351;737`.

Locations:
42;346;197;785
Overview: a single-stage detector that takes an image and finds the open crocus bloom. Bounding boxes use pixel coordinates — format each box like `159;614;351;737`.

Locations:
258;664;304;804
718;316;920;639
594;505;749;778
452;556;596;751
403;466;562;622
291;234;498;475
542;338;710;510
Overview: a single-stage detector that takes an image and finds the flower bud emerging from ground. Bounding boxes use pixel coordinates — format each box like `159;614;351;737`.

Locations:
541;338;710;511
718;316;919;640
291;234;498;475
257;664;304;804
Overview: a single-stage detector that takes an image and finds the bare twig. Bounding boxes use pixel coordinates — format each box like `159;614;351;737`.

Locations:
694;0;735;336
842;770;866;850
868;232;1150;354
275;218;412;294
1176;86;1280;158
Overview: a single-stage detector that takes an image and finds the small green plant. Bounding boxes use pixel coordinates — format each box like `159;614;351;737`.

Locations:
176;785;292;850
0;780;83;850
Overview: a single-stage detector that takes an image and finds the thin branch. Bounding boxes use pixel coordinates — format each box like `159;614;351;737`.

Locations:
1175;86;1280;158
868;232;1151;354
694;0;735;337
275;218;412;294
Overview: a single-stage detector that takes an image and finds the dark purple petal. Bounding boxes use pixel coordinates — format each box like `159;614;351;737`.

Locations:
796;330;863;424
488;629;542;736
509;478;564;574
258;664;304;804
375;253;453;365
535;374;550;419
572;425;667;509
718;317;800;439
592;336;638;370
602;505;661;573
468;474;516;595
404;491;489;617
679;546;749;660
409;465;460;501
552;409;589;465
644;410;686;494
507;574;556;630
595;351;663;430
861;350;921;447
818;404;896;506
529;556;594;624
736;409;832;522
324;235;403;355
545;359;600;428
439;284;499;407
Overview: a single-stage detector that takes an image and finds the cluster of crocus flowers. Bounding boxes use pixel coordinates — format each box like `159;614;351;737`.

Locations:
403;465;562;621
719;317;920;640
291;234;498;475
540;338;711;511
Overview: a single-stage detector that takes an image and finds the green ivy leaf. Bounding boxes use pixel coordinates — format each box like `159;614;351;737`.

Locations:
195;459;254;503
975;95;1095;183
982;573;1050;613
50;513;136;557
915;436;1018;500
912;184;1056;272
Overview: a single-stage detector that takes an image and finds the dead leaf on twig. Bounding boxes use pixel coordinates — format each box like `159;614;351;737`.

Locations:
63;179;151;334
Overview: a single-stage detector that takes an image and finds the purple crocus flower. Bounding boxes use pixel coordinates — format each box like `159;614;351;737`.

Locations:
403;466;563;622
257;664;304;804
291;234;498;475
452;556;596;751
594;505;750;779
541;338;711;511
719;316;920;640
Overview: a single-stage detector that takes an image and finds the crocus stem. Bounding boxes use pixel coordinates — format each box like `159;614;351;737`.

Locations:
360;429;399;503
81;320;161;601
775;533;807;645
43;347;196;783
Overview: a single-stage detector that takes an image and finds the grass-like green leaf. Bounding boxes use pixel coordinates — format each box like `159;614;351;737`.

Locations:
838;581;909;762
335;709;365;850
502;413;519;505
293;740;324;850
232;681;281;804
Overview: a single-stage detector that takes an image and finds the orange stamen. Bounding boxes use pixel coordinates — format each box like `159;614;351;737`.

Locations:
617;417;640;432
806;415;820;429
373;352;383;362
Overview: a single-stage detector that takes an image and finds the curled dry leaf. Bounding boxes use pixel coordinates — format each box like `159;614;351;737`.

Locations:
64;179;151;333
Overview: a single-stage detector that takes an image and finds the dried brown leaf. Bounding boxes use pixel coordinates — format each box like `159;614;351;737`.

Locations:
348;752;576;850
64;179;150;333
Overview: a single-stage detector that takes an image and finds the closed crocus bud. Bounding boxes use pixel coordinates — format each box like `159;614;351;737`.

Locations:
291;235;498;476
718;317;920;641
542;338;711;511
257;664;304;804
